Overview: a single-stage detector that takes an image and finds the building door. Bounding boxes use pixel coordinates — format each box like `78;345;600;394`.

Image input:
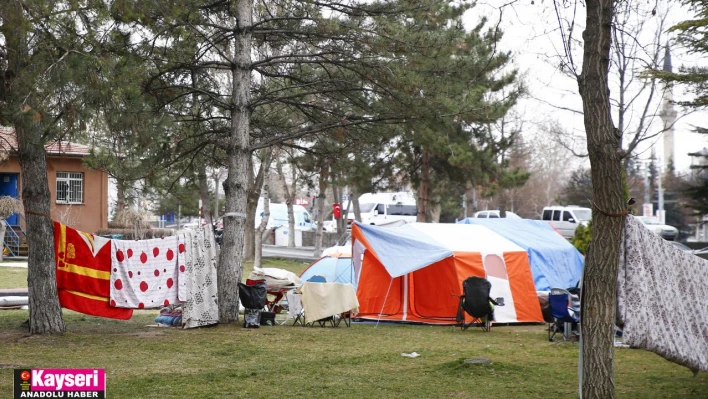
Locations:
0;173;19;225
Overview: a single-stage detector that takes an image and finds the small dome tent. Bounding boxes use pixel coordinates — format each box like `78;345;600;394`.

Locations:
299;250;356;289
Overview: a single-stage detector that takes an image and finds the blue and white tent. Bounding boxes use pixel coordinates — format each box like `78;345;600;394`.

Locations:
300;251;357;289
458;218;584;291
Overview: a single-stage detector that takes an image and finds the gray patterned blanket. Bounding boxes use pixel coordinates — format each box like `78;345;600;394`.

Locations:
617;216;708;373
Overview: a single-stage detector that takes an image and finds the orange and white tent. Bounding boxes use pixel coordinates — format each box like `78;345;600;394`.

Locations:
351;222;543;324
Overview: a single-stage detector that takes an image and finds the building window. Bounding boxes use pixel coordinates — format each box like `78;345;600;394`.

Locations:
56;172;83;204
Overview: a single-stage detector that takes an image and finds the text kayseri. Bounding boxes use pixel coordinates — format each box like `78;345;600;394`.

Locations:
31;370;101;390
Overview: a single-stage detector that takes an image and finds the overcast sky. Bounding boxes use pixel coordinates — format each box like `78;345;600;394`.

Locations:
467;0;708;173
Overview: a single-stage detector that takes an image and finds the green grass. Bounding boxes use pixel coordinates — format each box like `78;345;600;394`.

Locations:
0;266;28;289
1;260;706;398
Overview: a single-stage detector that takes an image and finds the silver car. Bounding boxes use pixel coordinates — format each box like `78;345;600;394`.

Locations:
636;216;679;241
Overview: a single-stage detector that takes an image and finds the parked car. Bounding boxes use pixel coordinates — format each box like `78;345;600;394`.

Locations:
473;210;521;219
636;216;678;241
541;206;592;239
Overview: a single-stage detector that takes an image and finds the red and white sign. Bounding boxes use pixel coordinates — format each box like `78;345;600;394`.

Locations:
295;198;309;206
643;203;653;218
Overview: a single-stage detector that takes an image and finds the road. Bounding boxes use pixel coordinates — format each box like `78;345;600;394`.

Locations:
262;245;318;262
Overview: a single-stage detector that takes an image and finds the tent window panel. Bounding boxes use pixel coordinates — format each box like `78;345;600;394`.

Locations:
56;172;83;204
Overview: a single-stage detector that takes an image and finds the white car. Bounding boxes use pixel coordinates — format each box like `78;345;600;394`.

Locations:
473;210;521;219
636;216;678;241
541;206;592;239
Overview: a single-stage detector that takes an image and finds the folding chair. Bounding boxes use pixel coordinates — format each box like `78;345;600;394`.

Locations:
334;311;352;327
456;276;500;332
285;290;305;326
238;281;267;328
548;288;580;341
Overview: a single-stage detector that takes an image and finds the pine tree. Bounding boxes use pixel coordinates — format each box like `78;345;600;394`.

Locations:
0;0;117;334
369;0;524;222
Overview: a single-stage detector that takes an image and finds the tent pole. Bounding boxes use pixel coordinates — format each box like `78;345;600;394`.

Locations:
375;278;394;328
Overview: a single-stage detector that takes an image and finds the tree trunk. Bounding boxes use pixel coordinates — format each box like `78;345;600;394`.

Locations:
313;163;328;258
243;156;257;261
430;193;441;223
287;164;296;247
254;183;270;268
245;150;271;259
213;173;220;222
352;186;361;223
217;0;252;324
198;165;213;227
4;0;65;334
18;125;66;334
275;155;296;247
116;179;127;212
253;149;273;266
578;1;624;397
417;148;430;222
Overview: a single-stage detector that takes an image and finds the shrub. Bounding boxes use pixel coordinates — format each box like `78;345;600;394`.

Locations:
572;220;592;255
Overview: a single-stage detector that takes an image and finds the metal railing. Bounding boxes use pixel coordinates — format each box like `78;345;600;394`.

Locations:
2;219;21;257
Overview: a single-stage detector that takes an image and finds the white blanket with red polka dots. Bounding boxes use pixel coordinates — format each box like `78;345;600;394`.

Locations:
110;236;181;309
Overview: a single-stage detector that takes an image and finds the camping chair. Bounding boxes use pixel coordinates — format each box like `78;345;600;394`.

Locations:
456;277;500;332
246;278;289;315
548;288;580;341
238;281;268;328
285;290;304;326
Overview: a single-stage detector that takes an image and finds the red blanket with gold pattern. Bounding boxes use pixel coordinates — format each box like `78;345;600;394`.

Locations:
53;222;133;320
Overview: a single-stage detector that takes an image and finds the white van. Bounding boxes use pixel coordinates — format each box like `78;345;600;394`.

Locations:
344;192;417;228
541;206;592;238
255;203;315;231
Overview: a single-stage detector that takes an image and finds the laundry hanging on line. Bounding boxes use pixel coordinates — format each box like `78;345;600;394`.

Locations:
178;228;219;328
53;222;133;320
617;215;708;373
110;236;181;309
